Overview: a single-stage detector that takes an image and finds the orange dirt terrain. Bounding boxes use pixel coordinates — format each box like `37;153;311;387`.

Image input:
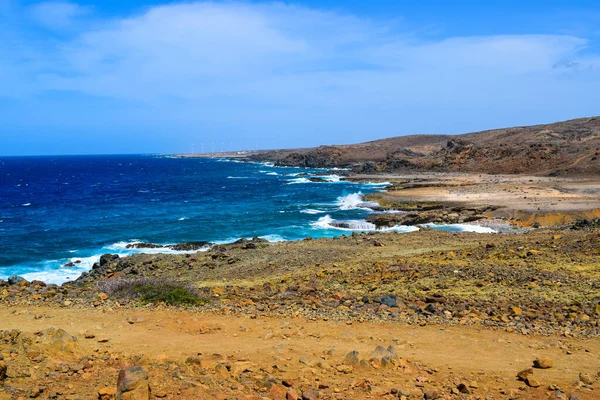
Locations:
1;308;599;400
1;228;600;399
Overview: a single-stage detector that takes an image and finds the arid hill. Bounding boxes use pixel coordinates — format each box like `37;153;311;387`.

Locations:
250;117;600;175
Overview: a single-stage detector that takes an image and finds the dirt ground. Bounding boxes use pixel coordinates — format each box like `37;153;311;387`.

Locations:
1;307;599;399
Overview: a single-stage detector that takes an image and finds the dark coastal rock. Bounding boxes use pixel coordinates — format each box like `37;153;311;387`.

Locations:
125;242;164;249
379;295;397;308
169;241;211;251
99;254;119;266
63;262;75;268
308;177;327;183
8;275;26;285
0;279;6;287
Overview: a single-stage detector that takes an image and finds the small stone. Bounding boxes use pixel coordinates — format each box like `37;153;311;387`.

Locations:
343;350;360;366
526;376;541;388
98;292;109;301
517;368;534;381
335;364;353;374
84;331;95;339
424;389;439;399
286;389;299;400
533;357;553;369
116;366;149;400
579;372;594;385
301;389;319;400
457;383;469;394
98;387;116;400
185;356;202;366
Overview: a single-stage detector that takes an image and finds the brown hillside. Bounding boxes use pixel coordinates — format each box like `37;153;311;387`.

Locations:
250;117;600;175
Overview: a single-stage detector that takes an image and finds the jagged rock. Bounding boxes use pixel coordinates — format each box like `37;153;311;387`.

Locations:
343;350;360;366
100;254;119;266
125;243;164;249
379;295;397;308
169;242;211;251
7;275;26;285
116;366;150;400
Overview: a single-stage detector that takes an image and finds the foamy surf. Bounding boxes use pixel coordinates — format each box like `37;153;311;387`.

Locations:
287;178;311;184
336;193;378;210
312;215;419;233
300;209;326;214
421;223;497;233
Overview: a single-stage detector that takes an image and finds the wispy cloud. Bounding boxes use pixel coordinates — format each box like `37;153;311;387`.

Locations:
1;1;600;153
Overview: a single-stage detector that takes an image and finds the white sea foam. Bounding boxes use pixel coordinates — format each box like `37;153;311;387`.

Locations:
258;234;286;242
106;241;208;254
312;215;419;233
266;172;279;176
421;223;497;233
18;255;100;285
178;217;187;221
336;192;364;210
300;209;326;214
22;203;31;206
286;178;311;184
321;174;341;182
227;176;248;179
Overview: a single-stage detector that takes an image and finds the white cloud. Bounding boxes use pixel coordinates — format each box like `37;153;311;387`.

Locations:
32;2;595;104
1;1;599;148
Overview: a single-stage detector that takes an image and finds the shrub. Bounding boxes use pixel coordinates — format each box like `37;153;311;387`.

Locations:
97;278;207;306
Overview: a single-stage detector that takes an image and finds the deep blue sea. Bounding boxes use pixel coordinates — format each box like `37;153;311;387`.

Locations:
0;155;492;284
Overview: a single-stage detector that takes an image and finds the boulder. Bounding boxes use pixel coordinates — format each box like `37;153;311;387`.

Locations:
99;254;119;266
116;366;150;400
7;275;26;285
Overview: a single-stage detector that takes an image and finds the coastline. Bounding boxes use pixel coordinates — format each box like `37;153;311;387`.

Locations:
2;157;600;399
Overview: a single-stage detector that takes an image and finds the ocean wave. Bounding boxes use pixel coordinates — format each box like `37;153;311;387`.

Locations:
178;217;187;221
320;174;341;182
227;176;248;179
22;203;31;206
421;223;497;233
312;215;419;233
266;172;279;176
300;209;326;214
286;178;311;184
17;255;100;285
337;192;362;210
258;234;286;242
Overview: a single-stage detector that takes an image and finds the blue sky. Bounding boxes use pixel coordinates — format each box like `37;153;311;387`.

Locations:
1;1;599;155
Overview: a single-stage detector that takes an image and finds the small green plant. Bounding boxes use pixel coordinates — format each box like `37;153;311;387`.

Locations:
98;278;207;306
